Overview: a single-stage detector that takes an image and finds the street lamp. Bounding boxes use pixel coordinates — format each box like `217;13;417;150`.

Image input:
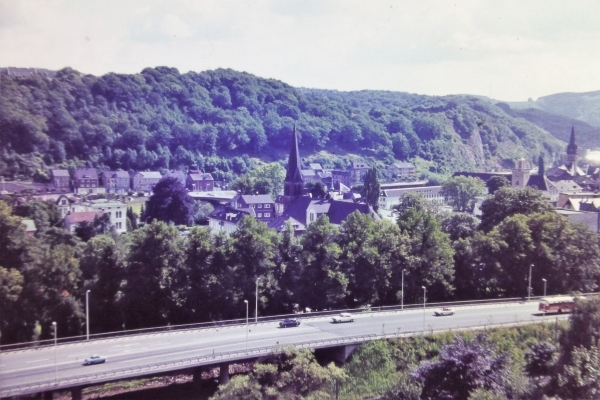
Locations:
422;286;426;334
401;269;405;310
542;278;547;297
52;322;57;383
244;300;248;351
255;278;260;323
528;264;533;301
86;290;90;341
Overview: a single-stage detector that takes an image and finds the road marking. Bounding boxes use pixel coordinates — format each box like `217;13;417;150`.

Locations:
26;358;49;363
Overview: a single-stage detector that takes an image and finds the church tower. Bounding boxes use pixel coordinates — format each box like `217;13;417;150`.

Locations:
511;158;531;188
279;125;304;211
566;126;578;169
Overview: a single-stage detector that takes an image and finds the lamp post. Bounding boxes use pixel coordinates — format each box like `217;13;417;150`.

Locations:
52;322;57;383
255;279;260;323
542;278;547;297
244;300;248;351
401;269;405;310
422;286;426;334
86;290;90;341
528;264;533;301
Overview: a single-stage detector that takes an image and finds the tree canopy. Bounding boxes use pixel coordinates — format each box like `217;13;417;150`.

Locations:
143;176;195;225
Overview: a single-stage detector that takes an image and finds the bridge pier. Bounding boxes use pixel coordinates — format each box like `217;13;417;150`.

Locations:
219;362;230;384
317;344;359;364
71;386;82;400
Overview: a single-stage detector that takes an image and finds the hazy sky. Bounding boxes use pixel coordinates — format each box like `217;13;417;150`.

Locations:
1;0;599;101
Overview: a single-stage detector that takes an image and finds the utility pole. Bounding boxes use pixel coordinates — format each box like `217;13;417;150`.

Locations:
86;290;90;341
401;269;404;310
528;264;533;301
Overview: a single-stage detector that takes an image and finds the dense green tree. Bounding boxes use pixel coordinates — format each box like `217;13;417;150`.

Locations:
212;346;346;400
247;162;286;199
144;176;194;226
74;213;112;242
479;187;554;232
439;212;480;241
338;213;405;306
12;200;62;233
557;345;600;399
362;166;381;212
273;221;303;313
80;235;125;332
298;216;345;310
395;195;454;302
121;221;186;328
441;176;486;213
485;176;510;195
305;181;328;199
414;333;509;400
227;216;280;314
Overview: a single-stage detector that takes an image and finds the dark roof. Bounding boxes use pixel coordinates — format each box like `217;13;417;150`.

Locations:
238;194;274;204
188;173;214;181
74;168;98;180
327;200;378;224
268;196;379;232
526;175;554;191
285;125;304;183
209;205;249;224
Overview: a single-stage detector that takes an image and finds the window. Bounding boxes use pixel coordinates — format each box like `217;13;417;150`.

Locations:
257;204;263;208
310;213;315;222
116;211;122;218
116;222;122;229
257;213;263;218
264;213;270;217
265;204;271;208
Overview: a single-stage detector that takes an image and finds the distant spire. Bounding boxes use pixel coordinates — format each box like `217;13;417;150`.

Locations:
285;124;303;183
283;124;304;199
567;126;578;155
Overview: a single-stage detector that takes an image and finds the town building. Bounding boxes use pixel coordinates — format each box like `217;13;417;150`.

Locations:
231;194;276;224
378;186;445;211
208;206;250;235
79;199;127;234
387;162;416;178
164;170;187;187
512;159;559;204
64;211;102;234
131;171;162;193
187;171;214;191
51;170;70;191
21;219;37;236
102;170;130;194
73;168;104;195
270;126;379;235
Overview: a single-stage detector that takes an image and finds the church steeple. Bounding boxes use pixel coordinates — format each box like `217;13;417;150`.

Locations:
566;126;578;167
283;124;304;197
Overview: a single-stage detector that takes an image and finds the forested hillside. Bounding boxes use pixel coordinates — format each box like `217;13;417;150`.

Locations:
497;102;600;151
0;67;564;181
507;90;600;127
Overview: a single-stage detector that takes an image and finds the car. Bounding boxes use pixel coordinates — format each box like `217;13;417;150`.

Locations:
83;355;107;365
434;307;455;316
331;312;354;323
279;318;301;328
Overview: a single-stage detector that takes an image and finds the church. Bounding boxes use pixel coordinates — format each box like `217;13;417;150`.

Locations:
268;126;380;234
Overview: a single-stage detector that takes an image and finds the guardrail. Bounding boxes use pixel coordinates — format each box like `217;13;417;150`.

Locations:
1;293;595;352
0;315;571;398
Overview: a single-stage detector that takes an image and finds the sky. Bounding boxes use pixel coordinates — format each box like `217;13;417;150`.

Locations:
1;0;600;101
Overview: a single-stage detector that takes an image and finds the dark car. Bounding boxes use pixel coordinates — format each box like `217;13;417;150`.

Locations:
279;318;301;328
83;355;107;365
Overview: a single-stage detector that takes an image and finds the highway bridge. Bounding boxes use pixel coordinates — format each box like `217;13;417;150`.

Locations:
0;299;568;399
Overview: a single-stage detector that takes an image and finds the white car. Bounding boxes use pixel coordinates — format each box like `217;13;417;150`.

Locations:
83;355;107;365
331;312;354;323
434;307;455;316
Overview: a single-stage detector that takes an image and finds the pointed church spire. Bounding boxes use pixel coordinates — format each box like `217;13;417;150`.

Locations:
285;124;303;183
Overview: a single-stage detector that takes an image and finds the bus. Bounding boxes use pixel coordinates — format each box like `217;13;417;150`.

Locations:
538;296;575;313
